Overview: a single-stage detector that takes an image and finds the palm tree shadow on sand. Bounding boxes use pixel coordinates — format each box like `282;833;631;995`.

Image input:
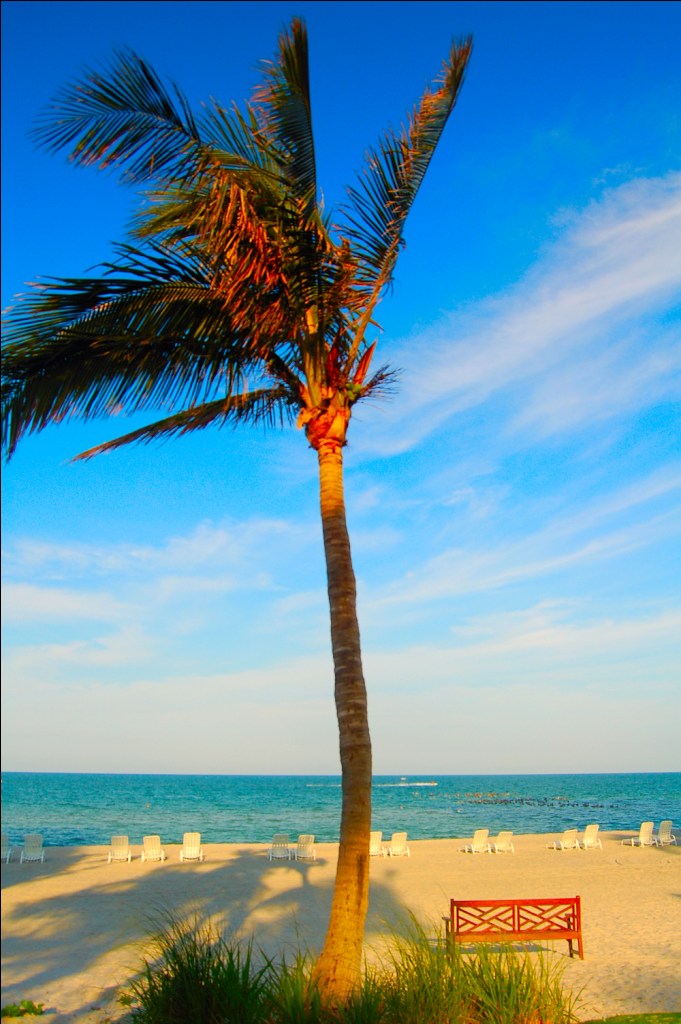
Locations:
1;843;424;1021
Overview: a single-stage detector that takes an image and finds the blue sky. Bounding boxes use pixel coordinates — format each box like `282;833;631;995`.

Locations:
2;0;680;775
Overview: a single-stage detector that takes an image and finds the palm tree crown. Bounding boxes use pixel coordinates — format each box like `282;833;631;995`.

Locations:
2;20;470;462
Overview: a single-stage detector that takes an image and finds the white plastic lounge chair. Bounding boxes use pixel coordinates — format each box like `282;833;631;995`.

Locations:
294;834;316;861
546;828;580;851
654;820;677;846
21;834;45;864
1;834;11;863
370;831;386;857
621;821;657;847
180;832;204;862
268;834;292;861
108;835;132;863
491;831;514;853
461;828;491;854
387;831;410;857
141;834;166;862
580;823;602;850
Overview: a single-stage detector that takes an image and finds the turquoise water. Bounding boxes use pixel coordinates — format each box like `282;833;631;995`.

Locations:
1;772;678;847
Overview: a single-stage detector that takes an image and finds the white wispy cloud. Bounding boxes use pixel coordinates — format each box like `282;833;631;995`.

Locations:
364;604;681;695
2;624;154;673
358;173;681;455
1;582;128;623
2;515;315;583
359;461;681;614
534;463;681;540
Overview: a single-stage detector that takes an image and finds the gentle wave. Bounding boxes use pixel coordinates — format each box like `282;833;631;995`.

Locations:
374;782;438;787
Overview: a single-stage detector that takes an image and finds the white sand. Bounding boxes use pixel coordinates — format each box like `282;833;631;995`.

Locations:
2;831;680;1022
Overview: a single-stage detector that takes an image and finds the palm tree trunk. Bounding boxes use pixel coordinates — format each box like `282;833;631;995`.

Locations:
313;439;372;1000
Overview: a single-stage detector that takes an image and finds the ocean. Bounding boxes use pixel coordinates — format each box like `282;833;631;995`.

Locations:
1;772;678;848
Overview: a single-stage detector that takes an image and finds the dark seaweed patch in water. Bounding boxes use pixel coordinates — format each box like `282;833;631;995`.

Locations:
454;792;618;809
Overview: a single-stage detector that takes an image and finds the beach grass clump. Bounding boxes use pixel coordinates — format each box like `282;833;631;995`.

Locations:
128;914;580;1024
372;921;579;1024
267;953;325;1024
372;922;467;1022
459;942;580;1024
129;914;273;1023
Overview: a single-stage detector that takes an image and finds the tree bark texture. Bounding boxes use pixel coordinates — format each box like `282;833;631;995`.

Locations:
313;439;372;1000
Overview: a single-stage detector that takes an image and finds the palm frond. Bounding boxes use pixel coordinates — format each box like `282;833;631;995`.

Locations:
32;48;205;184
122;24;336;364
1;243;288;457
253;18;317;211
201;100;271;167
71;386;298;461
249;17;338;370
339;37;472;354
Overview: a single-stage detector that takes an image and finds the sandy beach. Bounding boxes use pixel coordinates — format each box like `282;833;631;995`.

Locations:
2;830;680;1022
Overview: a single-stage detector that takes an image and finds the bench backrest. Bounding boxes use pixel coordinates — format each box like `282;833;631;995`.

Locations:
451;896;581;938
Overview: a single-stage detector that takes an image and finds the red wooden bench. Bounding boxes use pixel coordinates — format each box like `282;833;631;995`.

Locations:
445;896;584;959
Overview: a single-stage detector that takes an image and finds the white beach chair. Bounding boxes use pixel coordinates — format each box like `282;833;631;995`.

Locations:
180;832;204;862
654;821;677;846
20;834;45;864
1;833;11;863
108;835;132;863
387;831;410;857
294;834;316;861
461;828;491;853
369;831;386;857
546;828;580;851
621;821;657;847
268;833;292;860
491;830;514;853
141;834;166;862
580;823;602;850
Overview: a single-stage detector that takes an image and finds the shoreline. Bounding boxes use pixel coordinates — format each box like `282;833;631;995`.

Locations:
2;832;680;1022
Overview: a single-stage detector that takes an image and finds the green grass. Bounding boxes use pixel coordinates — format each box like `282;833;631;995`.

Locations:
0;1002;44;1018
584;1017;681;1024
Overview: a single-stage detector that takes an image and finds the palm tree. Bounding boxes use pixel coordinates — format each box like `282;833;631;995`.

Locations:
1;20;471;998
